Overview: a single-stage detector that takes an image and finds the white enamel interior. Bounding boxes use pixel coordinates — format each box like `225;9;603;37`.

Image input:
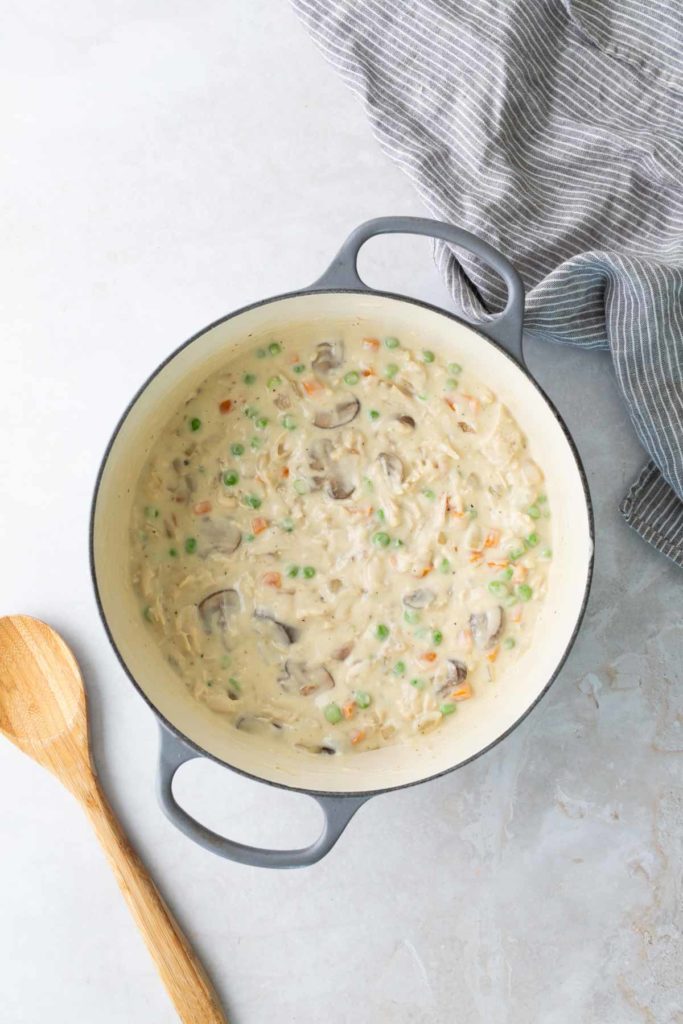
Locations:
92;292;592;794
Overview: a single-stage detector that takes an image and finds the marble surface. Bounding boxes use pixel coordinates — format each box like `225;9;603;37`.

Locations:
1;2;681;1021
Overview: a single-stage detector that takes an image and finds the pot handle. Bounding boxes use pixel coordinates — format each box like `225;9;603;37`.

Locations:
310;216;525;365
156;725;368;869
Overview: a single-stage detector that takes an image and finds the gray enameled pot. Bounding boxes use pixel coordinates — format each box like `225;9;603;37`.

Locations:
91;217;594;868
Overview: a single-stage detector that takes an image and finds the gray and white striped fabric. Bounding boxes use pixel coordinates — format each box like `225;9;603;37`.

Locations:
292;0;683;567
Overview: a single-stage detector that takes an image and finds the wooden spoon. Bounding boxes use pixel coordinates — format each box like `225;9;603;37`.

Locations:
0;615;227;1024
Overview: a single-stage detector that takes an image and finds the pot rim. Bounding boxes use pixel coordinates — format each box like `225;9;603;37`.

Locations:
89;285;595;799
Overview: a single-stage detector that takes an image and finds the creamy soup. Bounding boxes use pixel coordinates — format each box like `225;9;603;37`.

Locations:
130;331;552;756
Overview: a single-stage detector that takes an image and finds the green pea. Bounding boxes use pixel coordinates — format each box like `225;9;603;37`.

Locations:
385;363;399;379
302;566;316;579
385;336;400;349
373;532;391;548
144;505;159;519
517;584;533;602
268;341;282;356
168;547;178;557
439;557;451;574
324;703;342;725
244;495;262;509
255;348;267;358
227;677;241;694
509;547;525;561
527;504;541;519
537;494;548;504
293;478;309;495
501;567;514;580
369;409;380;421
255;416;269;429
376;623;389;640
250;436;261;449
440;702;457;716
143;605;152;622
541;547;553;559
344;371;360;385
423;489;436;500
432;630;443;646
223;471;239;486
230;443;245;456
503;637;516;650
184;537;197;554
280;516;295;532
355;691;372;709
393;661;406;676
404;610;420;625
245;406;258;419
488;580;508;596
448;362;462;375
422;350;435;363
243;373;256;385
446;378;459;389
189;417;201;432
526;532;539;548
280;414;295;431
376;508;385;522
267;375;282;389
292;363;305;374
410;677;425;690
286;565;299;578
245;533;255;542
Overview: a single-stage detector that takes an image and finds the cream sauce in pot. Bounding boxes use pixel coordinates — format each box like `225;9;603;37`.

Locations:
130;332;552;756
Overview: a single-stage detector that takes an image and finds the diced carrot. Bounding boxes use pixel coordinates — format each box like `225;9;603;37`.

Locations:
362;337;380;350
418;565;433;578
484;529;500;549
262;571;281;588
303;378;323;396
450;682;473;701
469;551;483;563
218;399;233;414
421;651;438;663
193;500;212;515
486;647;499;663
459;628;473;652
462;393;481;414
487;560;509;569
512;565;527;583
252;517;268;535
281;466;290;478
351;729;366;745
444;397;457;412
289;353;300;364
361;368;376;377
342;700;356;720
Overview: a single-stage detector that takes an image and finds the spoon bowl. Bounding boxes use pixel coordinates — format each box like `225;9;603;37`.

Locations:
0;614;227;1024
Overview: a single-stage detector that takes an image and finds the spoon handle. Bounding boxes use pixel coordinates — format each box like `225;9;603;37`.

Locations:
81;776;227;1024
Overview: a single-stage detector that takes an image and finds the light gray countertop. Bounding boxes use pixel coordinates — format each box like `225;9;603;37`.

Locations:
1;2;681;1022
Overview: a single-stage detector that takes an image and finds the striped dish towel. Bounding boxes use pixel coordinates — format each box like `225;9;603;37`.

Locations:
292;0;683;568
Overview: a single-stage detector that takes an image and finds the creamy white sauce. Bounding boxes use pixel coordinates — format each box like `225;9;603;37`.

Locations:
130;332;552;757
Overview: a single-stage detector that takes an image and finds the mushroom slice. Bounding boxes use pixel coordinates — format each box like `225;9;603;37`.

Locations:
403;588;436;609
307;438;333;472
312;339;344;376
379;451;404;485
396;414;416;429
235;715;284;735
295;742;337;755
469;607;504;650
327;475;355;500
313;396;360;430
331;641;354;661
198;589;240;633
278;660;335;697
253;610;298;646
199;518;242;556
436;658;469;698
